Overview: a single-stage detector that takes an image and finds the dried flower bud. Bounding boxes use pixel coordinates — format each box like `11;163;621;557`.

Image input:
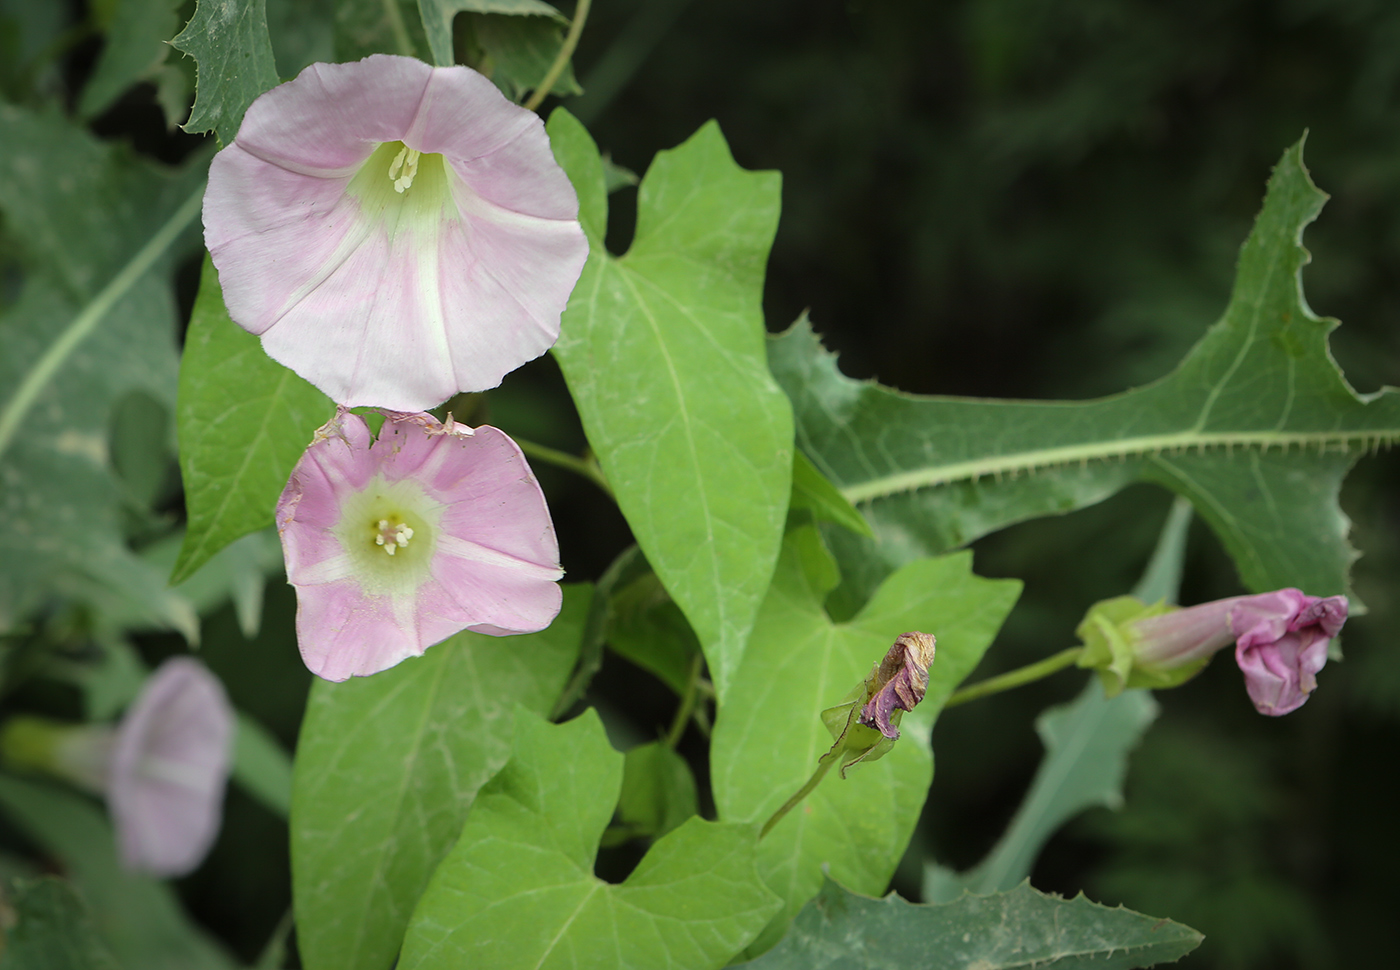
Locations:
859;631;937;740
819;632;937;777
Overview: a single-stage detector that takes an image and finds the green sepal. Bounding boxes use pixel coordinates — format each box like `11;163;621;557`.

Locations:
1075;596;1208;695
817;676;897;777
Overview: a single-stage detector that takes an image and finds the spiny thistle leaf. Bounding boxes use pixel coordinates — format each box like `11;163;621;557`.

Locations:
770;138;1400;608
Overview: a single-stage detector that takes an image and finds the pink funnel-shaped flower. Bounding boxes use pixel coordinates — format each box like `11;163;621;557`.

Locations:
277;409;563;681
108;658;234;877
1110;588;1348;715
1230;590;1347;716
204;54;588;412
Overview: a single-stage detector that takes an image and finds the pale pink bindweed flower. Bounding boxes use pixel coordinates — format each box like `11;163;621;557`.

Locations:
108;657;235;877
204;54;588;412
0;657;235;878
276;409;563;681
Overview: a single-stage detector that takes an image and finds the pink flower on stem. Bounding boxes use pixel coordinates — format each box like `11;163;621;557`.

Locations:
204;54;588;412
109;658;235;877
0;658;234;878
1078;588;1348;715
277;409;563;681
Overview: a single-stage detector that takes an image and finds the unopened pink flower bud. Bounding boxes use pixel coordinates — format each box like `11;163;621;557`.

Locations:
1076;589;1347;716
1230;590;1346;716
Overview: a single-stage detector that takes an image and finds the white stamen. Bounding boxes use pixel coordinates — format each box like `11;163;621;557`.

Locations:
374;518;414;555
388;146;421;194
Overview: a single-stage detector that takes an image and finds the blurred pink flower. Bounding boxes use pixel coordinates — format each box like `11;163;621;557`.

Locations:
204;54;587;412
108;657;234;877
276;409;563;681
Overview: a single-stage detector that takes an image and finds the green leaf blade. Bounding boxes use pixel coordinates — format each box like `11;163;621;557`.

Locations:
739;878;1203;970
0;777;235;970
771;139;1400;604
171;0;281;144
945;683;1159;899
0;106;203;634
711;527;1020;953
548;111;794;698
173;256;331;584
290;588;587;970
399;708;780;970
0;877;123;970
417;1;563;69
79;0;182;121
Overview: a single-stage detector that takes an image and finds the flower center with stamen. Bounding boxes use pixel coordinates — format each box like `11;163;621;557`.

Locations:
346;142;453;233
333;474;441;596
387;145;421;193
374;517;415;555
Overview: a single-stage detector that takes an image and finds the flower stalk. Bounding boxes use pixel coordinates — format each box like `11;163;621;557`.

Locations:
942;646;1085;710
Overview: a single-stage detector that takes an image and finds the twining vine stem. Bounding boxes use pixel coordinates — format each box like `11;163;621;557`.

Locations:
513;436;613;498
523;0;592;113
0;183;205;463
663;653;704;749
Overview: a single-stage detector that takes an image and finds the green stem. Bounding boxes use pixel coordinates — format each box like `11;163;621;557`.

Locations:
513;436;613;498
663;653;702;749
760;750;838;840
0;183;205;463
522;0;591;112
943;647;1084;710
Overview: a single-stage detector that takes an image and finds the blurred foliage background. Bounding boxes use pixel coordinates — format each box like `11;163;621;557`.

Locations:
3;0;1399;967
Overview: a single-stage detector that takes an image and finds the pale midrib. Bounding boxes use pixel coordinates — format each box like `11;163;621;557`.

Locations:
841;427;1400;505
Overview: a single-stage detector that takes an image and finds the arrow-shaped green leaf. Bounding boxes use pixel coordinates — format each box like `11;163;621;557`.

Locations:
399;707;781;969
548;109;794;698
712;526;1020;954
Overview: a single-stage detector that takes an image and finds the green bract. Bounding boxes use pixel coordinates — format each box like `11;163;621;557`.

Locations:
1075;595;1204;695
